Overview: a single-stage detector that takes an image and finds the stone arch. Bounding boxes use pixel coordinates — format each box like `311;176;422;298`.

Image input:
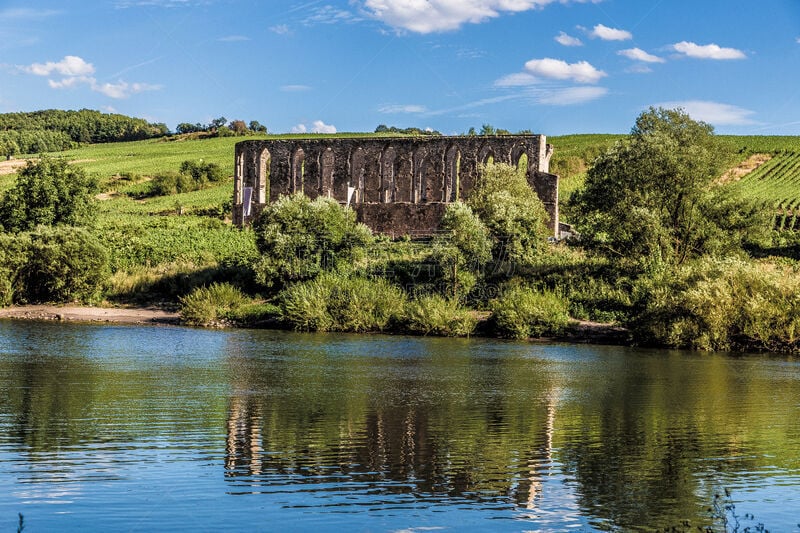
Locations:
349;146;366;204
257;147;270;204
381;145;397;203
478;144;495;165
419;152;444;203
445;145;461;202
291;146;305;193
320;147;334;198
234;152;245;205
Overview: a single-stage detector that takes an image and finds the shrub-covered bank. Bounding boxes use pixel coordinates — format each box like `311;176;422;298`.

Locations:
3;109;800;353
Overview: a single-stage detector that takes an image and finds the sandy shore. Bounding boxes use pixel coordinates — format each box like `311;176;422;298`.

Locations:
0;305;181;325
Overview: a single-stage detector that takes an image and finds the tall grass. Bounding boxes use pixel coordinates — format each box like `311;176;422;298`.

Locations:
404;294;478;337
279;272;405;332
490;284;571;339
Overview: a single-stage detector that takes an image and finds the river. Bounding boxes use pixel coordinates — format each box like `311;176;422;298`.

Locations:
0;320;798;531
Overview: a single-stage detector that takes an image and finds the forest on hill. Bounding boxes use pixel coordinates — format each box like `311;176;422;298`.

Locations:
0;109;169;158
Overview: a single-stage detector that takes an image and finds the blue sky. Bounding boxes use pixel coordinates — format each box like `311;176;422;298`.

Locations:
2;0;800;135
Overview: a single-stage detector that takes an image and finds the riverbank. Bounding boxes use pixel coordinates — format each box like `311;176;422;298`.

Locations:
0;305;181;325
0;304;631;346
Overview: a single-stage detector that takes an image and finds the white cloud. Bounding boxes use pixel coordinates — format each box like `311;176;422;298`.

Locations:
23;55;95;77
363;0;603;34
590;23;631;41
92;80;161;99
378;104;427;113
524;58;606;83
671;41;746;60
555;31;582;46
494;72;538;87
618;47;664;63
218;35;249;42
22;55;160;99
304;6;361;25
0;8;61;19
270;24;291;35
281;84;311;92
537;86;608;105
655;100;756;125
292;120;337;134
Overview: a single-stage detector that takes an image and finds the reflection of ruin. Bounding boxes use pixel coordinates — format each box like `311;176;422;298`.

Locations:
232;135;559;237
223;390;561;506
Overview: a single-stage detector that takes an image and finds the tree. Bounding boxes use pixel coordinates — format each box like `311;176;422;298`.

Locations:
0;136;19;160
570;107;768;269
229;120;248;135
479;124;496;136
468;162;550;269
209;117;227;131
431;202;492;300
252;194;372;288
0;157;98;232
249;120;267;133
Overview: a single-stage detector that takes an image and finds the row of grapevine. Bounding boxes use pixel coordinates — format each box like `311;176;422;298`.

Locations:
732;152;800;216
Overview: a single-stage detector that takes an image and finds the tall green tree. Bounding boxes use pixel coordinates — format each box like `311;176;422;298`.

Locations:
468;162;550;270
0;157;98;232
252;194;372;288
570;107;768;268
431;201;492;300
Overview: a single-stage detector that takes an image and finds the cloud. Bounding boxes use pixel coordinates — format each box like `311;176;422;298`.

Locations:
363;0;602;34
115;0;205;7
654;100;756;125
618;47;664;63
292;120;337;134
304;5;362;25
92;80;161;99
23;55;95;77
378;104;427;113
555;31;582;46
281;84;311;92
21;55;160;99
218;35;250;42
590;23;631;41
0;8;61;19
270;24;291;35
494;72;538;87
671;41;746;60
537;86;608;105
524;58;606;83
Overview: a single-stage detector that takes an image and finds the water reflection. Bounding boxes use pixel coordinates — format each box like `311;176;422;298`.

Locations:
220;336;800;530
1;323;799;531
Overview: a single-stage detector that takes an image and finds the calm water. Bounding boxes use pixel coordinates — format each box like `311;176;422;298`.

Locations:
1;321;799;532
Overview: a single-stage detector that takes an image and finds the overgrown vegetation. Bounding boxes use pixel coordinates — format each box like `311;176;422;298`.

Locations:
2;108;800;352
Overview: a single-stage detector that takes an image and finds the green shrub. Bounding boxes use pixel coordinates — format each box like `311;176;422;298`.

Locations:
490;285;571;339
253;194;372;289
404;294;478;337
279;272;405;332
24;226;110;303
179;282;248;326
630;257;800;351
0;157;98;232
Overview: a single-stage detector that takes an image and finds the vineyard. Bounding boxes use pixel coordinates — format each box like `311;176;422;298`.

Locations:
730;150;800;230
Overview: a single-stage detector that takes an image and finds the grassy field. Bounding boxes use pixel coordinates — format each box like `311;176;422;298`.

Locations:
2;132;799;278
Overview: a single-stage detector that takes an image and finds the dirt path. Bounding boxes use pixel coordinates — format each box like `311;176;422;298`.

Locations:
0;305;181;325
0;159;29;175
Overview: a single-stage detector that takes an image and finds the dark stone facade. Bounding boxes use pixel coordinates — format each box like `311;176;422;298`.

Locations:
233;135;558;236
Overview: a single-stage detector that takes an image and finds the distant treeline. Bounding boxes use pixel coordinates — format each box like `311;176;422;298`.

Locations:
0;109;168;157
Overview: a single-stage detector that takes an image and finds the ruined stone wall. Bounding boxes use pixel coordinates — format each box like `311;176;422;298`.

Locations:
233;135;558;237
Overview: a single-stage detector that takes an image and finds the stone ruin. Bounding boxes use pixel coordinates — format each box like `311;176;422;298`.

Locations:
233;135;558;237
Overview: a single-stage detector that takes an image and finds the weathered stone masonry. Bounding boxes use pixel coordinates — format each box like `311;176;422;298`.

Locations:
233;135;558;237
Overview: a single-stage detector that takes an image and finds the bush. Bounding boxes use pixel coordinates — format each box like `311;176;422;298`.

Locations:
468;162;550;270
253;194;372;289
0;157;97;232
24;227;109;303
490;285;571;339
630;257;800;351
279;273;405;332
404;294;478;337
179;282;248;326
